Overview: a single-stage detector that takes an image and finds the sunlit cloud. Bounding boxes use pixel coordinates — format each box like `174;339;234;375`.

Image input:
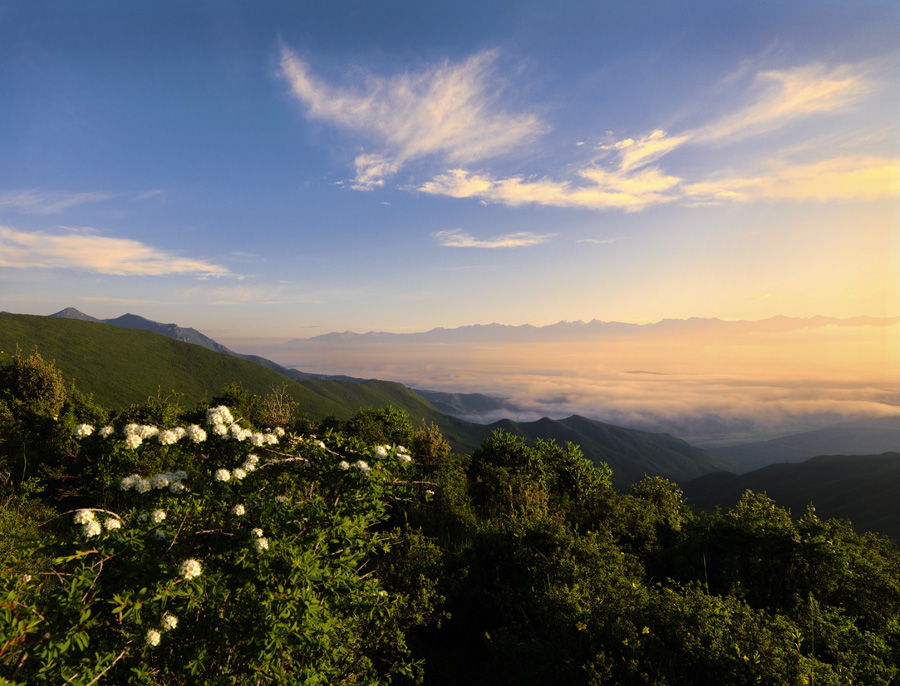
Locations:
0;189;114;214
577;237;625;245
0;225;233;277
434;229;555;248
683;155;900;203
691;63;871;143
605;130;691;173
280;47;546;189
419;166;681;211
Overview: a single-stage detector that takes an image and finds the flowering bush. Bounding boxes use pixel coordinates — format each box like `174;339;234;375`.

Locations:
0;406;430;685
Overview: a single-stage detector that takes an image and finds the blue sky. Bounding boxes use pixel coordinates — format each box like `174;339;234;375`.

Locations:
1;0;897;341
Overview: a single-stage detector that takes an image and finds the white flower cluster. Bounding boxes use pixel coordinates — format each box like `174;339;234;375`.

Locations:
73;509;122;538
179;558;202;580
397;445;412;464
120;470;188;494
99;425;114;437
145;611;179;648
241;453;259;473
351;460;371;474
120;422;206;449
161;612;178;631
374;445;388;458
75;424;94;438
206;405;234;426
145;629;161;647
253;537;269;552
231;504;246;516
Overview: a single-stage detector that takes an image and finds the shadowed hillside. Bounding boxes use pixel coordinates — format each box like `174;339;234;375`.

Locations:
683;452;900;540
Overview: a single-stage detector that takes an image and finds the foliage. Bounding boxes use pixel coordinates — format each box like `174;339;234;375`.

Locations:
1;351;899;685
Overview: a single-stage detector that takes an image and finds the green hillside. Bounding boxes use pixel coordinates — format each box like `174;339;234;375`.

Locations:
682;452;900;540
0;313;417;422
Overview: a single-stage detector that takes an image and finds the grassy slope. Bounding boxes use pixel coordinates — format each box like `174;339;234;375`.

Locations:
682;452;900;540
1;314;389;420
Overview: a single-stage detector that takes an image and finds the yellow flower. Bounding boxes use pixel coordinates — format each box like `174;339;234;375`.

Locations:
642;626;650;634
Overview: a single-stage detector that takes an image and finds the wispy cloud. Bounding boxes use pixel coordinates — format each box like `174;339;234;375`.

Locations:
683;155;900;203
419;166;681;211
691;63;871;143
280;48;546;189
433;228;555;248
0;189;114;214
577;237;625;245
415;59;886;211
0;226;233;277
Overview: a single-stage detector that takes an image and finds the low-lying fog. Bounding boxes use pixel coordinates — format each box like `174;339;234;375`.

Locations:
221;318;899;445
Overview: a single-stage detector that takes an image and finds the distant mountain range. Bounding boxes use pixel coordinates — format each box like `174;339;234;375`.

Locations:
287;314;900;345
683;452;900;540
1;311;737;486
707;422;900;467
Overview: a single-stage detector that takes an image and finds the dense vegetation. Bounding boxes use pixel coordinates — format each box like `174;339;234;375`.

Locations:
2;349;899;685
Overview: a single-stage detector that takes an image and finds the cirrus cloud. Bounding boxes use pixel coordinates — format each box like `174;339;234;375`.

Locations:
433;228;555;248
280;48;546;190
0;225;233;278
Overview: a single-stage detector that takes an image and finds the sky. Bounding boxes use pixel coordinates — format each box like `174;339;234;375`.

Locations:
1;0;898;344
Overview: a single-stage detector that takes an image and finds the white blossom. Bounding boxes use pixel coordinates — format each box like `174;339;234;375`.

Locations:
251;527;263;538
75;423;94;438
274;427;285;437
173;426;187;439
214;469;231;482
232;467;247;481
169;481;187;494
212;424;229;438
374;445;388;458
158;429;179;445
173;470;188;480
123;423;140;436
139;425;159;439
145;629;161;647
161;613;178;631
99;425;114;437
180;558;203;580
338;460;350;471
73;509;95;525
82;520;102;538
124;434;143;450
186;424;207;443
151;509;166;524
250;432;265;447
206;405;234;426
231;504;246;516
104;518;122;531
134;477;151;493
351;460;371;474
265;433;279;445
120;475;138;491
253;537;269;552
398;453;412;463
20;574;31;584
150;474;171;490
